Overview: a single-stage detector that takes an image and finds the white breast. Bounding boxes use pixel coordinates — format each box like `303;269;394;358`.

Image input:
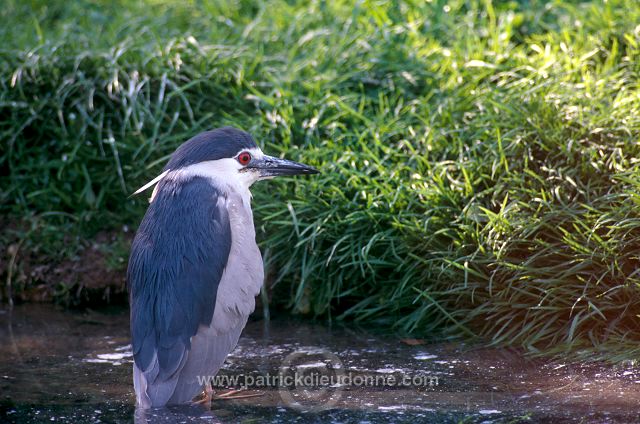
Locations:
210;191;264;334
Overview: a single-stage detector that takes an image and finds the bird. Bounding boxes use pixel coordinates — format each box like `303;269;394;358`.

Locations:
127;127;319;409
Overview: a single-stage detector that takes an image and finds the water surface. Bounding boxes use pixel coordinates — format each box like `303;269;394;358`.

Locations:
1;305;640;423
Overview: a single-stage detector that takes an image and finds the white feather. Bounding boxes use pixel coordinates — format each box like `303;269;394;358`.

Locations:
132;170;170;199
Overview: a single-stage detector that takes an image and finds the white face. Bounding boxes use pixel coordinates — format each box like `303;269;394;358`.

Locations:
181;147;265;191
140;147;265;204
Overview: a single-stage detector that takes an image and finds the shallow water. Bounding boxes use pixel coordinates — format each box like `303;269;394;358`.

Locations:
1;305;640;423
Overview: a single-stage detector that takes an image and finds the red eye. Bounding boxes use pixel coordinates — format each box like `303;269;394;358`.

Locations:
237;152;252;165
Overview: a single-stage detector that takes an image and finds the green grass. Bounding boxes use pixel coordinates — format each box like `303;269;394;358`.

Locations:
2;0;640;359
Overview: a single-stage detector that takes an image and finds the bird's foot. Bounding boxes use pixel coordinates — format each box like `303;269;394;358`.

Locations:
215;389;263;400
192;384;214;405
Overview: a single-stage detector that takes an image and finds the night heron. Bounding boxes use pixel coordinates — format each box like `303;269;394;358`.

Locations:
127;127;318;408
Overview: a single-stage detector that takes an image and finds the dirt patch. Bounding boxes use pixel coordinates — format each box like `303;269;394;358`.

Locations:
1;227;130;307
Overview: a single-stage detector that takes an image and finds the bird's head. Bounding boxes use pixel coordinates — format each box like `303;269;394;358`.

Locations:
133;127;319;200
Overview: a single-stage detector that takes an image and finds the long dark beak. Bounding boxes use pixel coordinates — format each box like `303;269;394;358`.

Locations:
247;155;319;178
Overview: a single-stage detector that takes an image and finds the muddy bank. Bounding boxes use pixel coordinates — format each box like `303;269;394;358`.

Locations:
1;228;129;306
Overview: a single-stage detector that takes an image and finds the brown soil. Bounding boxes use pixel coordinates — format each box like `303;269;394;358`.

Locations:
1;229;129;307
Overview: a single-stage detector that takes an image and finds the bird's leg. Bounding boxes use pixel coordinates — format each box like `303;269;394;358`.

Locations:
193;385;262;404
192;383;214;405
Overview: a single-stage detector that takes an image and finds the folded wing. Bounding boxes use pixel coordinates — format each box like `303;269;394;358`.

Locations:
128;176;232;407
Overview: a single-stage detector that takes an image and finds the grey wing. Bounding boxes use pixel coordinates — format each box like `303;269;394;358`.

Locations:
165;320;247;404
128;176;232;408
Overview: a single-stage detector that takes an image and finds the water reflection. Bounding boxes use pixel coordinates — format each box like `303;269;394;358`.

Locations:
133;404;216;424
